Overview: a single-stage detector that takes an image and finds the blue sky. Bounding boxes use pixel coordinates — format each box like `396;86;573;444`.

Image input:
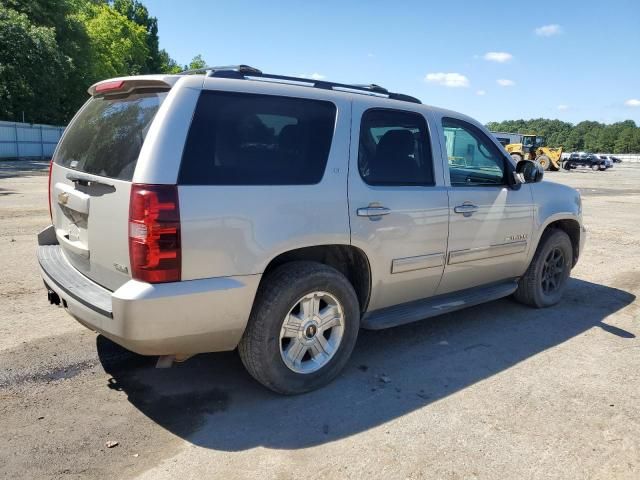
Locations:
145;0;640;125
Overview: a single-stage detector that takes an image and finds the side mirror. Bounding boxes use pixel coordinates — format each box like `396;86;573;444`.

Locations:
515;159;544;184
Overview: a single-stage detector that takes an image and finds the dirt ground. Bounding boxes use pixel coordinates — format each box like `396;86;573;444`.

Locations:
0;160;638;479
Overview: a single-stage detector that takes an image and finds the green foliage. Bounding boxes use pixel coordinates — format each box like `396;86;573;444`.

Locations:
0;0;184;124
486;118;640;153
187;54;207;70
81;2;149;80
0;6;66;123
112;0;163;73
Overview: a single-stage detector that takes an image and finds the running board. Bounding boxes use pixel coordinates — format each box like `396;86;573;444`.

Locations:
361;280;518;330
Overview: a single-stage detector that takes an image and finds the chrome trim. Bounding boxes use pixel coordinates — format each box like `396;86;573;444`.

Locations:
391;253;445;274
448;241;527;265
357;206;391;217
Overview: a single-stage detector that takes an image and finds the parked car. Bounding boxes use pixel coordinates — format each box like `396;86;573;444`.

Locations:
599;155;613;169
600;154;622;164
564;152;607;171
37;66;586;394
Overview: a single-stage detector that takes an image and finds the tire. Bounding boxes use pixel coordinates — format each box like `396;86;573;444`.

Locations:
238;261;360;394
536;155;551;170
510;153;523;163
513;229;572;308
591;164;600;171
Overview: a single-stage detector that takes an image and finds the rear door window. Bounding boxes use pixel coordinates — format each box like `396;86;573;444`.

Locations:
179;91;337;185
358;108;434;186
54;91;167;181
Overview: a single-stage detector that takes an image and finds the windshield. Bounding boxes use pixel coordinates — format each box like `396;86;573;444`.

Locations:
54;91;167;181
522;136;535;147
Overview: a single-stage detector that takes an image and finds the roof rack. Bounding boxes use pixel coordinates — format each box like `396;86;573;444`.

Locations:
178;65;421;104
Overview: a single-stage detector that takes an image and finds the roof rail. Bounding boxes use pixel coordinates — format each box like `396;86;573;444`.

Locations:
181;65;421;104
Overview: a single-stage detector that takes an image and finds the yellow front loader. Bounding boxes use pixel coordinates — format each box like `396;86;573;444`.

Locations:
505;135;563;171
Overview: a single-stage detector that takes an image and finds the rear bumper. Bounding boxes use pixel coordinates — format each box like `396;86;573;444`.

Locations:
37;229;260;355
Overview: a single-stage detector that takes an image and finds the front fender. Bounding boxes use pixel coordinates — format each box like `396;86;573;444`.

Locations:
527;181;584;265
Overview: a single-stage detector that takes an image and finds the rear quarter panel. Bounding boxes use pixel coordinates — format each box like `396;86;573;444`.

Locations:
178;83;352;279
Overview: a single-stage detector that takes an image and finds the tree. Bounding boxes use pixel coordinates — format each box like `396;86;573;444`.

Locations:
112;0;169;73
158;49;182;73
487;118;640;153
188;54;207;70
81;2;149;81
2;0;92;121
614;128;635;153
0;7;66;123
0;0;198;124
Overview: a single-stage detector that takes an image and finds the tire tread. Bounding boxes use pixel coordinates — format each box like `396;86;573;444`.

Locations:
238;261;359;394
514;228;571;308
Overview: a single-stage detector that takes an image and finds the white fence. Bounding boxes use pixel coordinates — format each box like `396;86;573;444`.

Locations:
0;121;65;160
605;154;640;163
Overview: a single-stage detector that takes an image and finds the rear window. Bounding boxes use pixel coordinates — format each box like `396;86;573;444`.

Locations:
179;91;337;185
54;91;167;181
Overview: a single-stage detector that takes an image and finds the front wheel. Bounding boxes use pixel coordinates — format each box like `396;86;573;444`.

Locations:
536;155;551;170
513;229;572;308
510;153;523;163
591;164;600;171
238;261;360;394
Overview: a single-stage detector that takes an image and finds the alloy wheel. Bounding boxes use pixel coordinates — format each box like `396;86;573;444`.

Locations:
541;247;566;295
279;291;345;374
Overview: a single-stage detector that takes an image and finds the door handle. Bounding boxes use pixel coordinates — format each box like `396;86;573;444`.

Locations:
357;206;391;217
454;204;479;215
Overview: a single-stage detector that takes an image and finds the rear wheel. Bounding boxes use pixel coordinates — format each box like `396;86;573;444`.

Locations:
514;229;572;308
238;261;360;394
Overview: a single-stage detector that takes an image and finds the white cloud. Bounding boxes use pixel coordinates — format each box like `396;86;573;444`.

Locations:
557;104;569;111
625;99;640;107
535;24;562;37
497;79;515;87
483;52;513;63
297;73;326;80
476;90;486;96
367;53;375;58
425;72;469;88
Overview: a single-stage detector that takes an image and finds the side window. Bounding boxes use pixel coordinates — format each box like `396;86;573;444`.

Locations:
358;109;434;186
442;117;507;186
179;91;337;185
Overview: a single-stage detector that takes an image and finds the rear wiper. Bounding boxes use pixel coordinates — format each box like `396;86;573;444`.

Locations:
66;173;114;188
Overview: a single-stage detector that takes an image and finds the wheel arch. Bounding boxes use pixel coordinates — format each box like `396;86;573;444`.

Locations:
536;217;582;267
260;244;372;313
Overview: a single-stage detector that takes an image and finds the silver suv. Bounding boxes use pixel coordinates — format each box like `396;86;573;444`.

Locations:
38;66;586;394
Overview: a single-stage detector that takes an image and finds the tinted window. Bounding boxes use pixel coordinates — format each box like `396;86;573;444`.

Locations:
358;109;434;186
54;91;167;181
442;117;506;186
179;91;336;185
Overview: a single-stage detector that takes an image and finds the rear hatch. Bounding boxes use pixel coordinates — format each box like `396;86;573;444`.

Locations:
50;80;170;291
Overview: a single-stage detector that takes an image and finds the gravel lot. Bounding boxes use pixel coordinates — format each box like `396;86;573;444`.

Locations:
1;161;638;479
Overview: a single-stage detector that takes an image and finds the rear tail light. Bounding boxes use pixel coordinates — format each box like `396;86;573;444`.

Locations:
128;184;181;283
48;160;53;221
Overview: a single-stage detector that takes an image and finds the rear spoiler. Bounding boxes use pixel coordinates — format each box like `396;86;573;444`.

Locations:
88;76;176;97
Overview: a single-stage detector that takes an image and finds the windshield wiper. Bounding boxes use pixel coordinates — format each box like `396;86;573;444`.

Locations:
66;172;114;188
